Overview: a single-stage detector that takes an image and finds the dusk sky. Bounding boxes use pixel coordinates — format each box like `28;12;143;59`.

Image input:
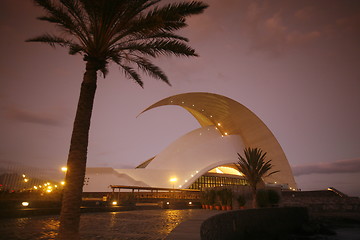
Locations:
1;0;360;196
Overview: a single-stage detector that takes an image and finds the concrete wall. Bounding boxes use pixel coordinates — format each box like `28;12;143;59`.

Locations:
200;207;308;240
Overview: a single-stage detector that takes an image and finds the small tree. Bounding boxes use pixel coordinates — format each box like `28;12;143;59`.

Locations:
236;147;279;208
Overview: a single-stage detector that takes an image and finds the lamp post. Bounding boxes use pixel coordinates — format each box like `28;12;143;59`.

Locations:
169;177;178;208
60;166;67;189
170;177;177;189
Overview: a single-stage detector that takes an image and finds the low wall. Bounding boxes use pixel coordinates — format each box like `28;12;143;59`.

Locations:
282;191;360;212
200;207;308;240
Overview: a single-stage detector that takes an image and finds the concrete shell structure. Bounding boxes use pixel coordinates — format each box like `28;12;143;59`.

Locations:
84;92;297;192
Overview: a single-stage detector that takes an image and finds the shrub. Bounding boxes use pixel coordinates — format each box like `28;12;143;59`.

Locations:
237;195;246;207
256;189;281;207
268;189;280;206
256;189;269;208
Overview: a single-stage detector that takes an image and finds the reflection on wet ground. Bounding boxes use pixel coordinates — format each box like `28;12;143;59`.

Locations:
0;209;202;240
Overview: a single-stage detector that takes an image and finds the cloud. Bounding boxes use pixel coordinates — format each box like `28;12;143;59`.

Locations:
236;0;359;55
4;106;64;126
292;158;360;176
294;6;315;21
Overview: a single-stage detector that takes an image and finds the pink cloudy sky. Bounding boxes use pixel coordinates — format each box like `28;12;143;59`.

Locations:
1;0;360;196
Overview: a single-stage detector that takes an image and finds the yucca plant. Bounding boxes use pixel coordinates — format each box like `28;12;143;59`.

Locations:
27;0;208;239
236;147;279;208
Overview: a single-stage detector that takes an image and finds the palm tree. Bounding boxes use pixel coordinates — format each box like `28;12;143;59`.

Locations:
27;1;208;239
236;147;279;208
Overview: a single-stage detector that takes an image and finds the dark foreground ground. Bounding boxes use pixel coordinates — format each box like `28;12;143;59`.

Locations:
0;209;359;240
285;211;360;240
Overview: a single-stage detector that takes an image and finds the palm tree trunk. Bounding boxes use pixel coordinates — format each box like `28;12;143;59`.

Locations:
58;61;98;240
252;187;257;208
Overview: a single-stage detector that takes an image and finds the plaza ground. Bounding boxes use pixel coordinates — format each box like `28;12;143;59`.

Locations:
1;209;360;240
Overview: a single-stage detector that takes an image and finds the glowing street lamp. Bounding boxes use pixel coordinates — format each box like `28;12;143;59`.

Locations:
61;166;68;172
170;177;177;189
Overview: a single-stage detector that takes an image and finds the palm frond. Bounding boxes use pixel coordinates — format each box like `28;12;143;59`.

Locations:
120;64;143;87
34;0;89;45
119;39;197;57
68;43;85;55
130;56;170;85
109;1;207;46
26;33;73;48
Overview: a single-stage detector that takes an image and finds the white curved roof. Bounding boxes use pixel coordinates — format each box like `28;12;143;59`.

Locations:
146;125;245;188
140;92;297;189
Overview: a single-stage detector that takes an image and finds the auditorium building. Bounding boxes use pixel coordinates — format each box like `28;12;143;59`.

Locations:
83;92;297;192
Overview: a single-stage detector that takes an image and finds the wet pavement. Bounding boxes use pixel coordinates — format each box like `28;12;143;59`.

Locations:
0;209;204;240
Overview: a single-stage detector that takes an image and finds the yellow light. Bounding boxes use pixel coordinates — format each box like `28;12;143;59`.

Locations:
24;178;29;183
61;167;67;172
189;202;192;205
46;189;52;193
39;185;42;188
217;123;221;126
34;186;38;189
47;186;52;189
44;183;47;186
224;132;228;136
166;202;170;205
112;201;117;206
60;181;65;185
22;174;26;178
54;185;58;188
46;182;50;185
170;177;177;183
22;202;29;207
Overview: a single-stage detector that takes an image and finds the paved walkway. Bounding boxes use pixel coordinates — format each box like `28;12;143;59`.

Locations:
0;209;220;240
165;210;221;240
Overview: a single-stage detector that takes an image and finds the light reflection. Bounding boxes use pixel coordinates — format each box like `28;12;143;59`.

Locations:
4;210;199;239
40;218;60;239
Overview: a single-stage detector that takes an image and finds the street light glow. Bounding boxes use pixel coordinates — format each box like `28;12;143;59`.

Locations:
61;166;68;172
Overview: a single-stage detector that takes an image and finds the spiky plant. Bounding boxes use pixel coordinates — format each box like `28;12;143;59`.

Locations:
27;0;208;239
236;147;279;208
